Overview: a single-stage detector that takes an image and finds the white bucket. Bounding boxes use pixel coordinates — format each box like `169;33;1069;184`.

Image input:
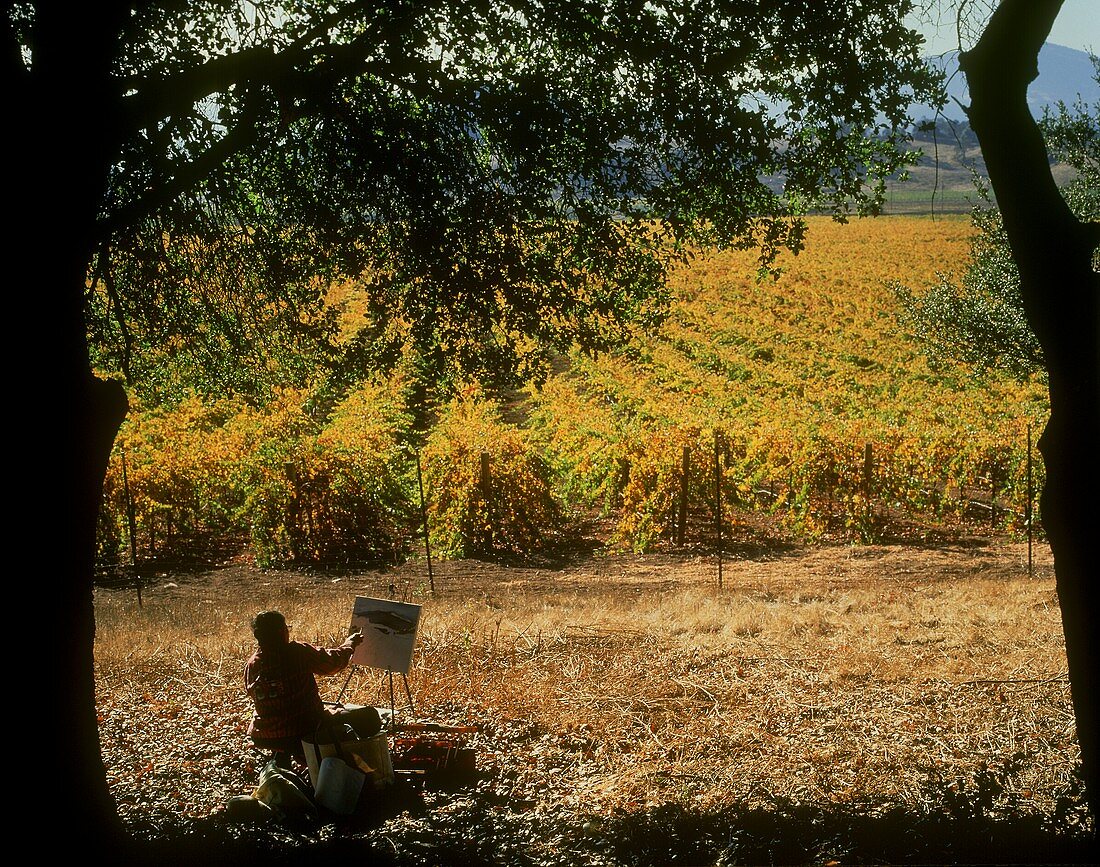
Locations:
314;756;366;815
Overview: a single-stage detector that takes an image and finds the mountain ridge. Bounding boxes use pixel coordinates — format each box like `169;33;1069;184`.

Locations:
910;42;1098;122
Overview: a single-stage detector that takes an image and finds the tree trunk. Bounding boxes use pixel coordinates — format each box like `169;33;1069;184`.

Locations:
30;230;131;858
59;372;130;851
11;2;135;856
960;0;1100;829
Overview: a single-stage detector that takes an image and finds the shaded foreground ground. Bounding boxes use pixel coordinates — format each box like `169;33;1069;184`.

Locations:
95;538;1096;864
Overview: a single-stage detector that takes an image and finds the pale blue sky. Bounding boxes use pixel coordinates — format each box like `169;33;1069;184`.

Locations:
913;0;1098;55
1048;0;1099;52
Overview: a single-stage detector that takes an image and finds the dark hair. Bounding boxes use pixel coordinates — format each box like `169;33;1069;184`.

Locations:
251;610;288;646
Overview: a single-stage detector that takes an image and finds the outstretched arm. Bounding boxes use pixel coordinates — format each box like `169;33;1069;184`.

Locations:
307;630;364;675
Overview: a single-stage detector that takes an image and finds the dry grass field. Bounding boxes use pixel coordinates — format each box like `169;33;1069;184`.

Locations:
94;537;1093;864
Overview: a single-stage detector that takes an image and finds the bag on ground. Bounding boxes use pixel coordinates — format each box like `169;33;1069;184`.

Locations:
251;758;318;822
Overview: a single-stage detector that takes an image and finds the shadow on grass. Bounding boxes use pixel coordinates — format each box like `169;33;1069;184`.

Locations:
121;790;1095;867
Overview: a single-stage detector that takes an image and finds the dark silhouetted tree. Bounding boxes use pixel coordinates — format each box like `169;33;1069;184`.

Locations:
956;0;1100;828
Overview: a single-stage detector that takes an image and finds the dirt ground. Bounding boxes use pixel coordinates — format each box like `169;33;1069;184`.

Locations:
153;528;1056;599
94;535;1096;865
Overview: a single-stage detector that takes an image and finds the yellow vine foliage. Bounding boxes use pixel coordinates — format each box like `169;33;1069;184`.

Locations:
100;217;1048;562
103;385;411;566
530;216;1048;548
422;396;560;557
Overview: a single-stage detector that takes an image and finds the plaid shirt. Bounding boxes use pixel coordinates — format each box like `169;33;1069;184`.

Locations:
245;640;354;743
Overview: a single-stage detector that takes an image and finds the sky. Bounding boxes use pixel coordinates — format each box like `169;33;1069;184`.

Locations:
1048;0;1100;52
912;0;1099;55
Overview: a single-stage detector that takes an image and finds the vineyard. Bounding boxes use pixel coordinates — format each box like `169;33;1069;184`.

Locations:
97;216;1050;574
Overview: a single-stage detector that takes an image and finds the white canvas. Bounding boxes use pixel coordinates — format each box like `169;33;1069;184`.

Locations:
349;596;421;674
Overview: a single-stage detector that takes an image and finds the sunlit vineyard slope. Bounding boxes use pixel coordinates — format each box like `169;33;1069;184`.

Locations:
526;216;1047;548
99;216;1048;567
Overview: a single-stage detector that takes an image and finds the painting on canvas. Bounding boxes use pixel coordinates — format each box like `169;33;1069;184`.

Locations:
349;596;422;674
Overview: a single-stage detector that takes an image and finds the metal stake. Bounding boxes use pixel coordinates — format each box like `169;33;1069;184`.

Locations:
416;451;435;592
1027;423;1034;578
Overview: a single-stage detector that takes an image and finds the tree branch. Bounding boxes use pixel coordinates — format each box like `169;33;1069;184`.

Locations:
958;1;1082;300
120;3;398;133
959;0;1098;431
98;245;135;384
99;90;264;238
959;0;1057;88
123;44;278;133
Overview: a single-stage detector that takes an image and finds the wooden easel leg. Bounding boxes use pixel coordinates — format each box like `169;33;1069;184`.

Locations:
336;666;355;704
402;673;414;712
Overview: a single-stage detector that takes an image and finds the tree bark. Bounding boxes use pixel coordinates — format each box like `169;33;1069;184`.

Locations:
960;0;1100;830
59;372;130;852
11;2;134;856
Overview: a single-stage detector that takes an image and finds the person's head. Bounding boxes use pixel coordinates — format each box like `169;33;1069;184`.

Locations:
251;610;289;648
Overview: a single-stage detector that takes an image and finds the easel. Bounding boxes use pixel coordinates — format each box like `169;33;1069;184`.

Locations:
333;655;415;730
384;669;415;724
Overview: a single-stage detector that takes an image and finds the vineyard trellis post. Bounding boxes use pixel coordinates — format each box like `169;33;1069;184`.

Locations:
285;461;300;563
863;443;874;525
120;447;142;608
415;450;435;593
990;463;998;530
714;431;723;589
479;451;494;553
678;445;690;546
1027;423;1034;578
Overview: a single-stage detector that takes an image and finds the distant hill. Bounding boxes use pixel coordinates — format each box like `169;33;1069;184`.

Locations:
883;43;1096;213
910;42;1098;122
759;44;1096;214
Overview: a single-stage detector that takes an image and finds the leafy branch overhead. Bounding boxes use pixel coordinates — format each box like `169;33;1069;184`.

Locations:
8;0;943;404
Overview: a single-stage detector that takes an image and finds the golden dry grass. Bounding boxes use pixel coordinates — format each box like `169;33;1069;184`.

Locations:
94;540;1082;829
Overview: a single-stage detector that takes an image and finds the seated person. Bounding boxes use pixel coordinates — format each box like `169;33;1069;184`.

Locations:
245;610;370;763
